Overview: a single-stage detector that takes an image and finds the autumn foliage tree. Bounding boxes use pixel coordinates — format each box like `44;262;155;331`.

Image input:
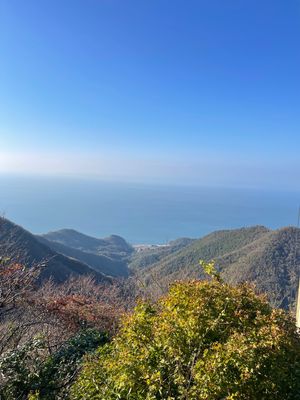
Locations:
0;261;128;399
36;276;129;336
72;262;300;400
0;258;42;353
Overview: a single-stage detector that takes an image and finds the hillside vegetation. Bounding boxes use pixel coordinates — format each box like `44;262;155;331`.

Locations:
41;229;133;260
221;227;300;308
129;237;195;270
2;217;300;309
134;226;300;309
0;218;109;283
37;236;129;277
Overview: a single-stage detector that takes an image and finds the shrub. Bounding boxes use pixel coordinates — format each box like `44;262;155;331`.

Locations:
71;263;300;399
0;329;107;399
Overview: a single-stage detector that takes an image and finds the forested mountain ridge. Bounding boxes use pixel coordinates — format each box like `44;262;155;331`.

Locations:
135;225;300;309
0;218;110;283
36;236;129;277
129;237;195;270
41;229;133;260
2;217;300;309
136;226;270;282
221;227;300;308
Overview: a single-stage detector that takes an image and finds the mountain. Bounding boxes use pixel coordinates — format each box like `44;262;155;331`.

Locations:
37;236;129;277
135;226;300;309
41;229;133;260
221;227;300;309
136;226;269;280
0;218;109;283
129;237;195;271
2;217;300;309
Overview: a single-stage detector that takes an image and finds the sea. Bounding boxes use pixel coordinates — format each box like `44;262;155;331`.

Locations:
0;174;299;244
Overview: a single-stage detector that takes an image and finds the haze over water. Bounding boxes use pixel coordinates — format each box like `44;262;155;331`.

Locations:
1;175;299;244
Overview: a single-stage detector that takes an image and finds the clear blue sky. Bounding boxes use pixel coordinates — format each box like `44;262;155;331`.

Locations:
0;0;299;189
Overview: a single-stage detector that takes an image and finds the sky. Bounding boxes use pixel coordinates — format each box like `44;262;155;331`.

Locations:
0;0;300;189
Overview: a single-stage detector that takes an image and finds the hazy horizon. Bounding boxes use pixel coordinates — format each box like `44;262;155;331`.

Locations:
1;1;300;190
1;174;299;244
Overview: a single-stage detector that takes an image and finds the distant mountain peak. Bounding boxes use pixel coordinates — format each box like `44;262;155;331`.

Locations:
42;228;133;259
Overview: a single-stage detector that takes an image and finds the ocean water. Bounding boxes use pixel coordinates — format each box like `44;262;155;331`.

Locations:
0;175;299;244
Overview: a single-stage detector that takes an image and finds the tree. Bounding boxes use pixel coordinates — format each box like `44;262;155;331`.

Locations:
0;258;42;354
71;262;300;400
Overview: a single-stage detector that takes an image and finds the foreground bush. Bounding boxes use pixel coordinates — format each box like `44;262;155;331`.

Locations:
72;266;300;399
0;329;107;399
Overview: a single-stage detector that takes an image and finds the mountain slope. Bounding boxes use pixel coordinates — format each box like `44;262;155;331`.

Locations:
137;225;300;309
139;226;270;283
41;229;133;260
0;218;109;283
129;237;195;271
221;227;300;308
37;235;129;277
